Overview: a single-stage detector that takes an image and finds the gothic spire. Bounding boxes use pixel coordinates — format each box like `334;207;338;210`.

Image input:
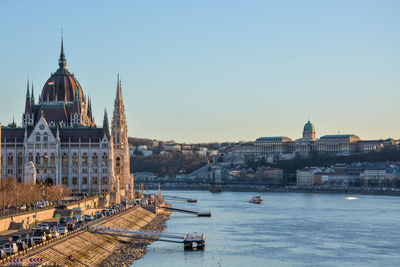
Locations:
58;34;67;69
25;79;31;113
103;108;109;135
31;82;35;105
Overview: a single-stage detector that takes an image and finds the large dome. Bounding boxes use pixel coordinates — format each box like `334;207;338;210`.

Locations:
303;120;315;132
40;38;84;103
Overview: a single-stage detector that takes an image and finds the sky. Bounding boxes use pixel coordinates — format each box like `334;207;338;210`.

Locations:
0;0;399;143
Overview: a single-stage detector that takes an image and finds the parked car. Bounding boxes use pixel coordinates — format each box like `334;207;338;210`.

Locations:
32;230;46;242
3;243;18;254
58;226;68;235
12;235;27;250
52;230;60;238
67;223;75;231
0;249;6;259
23;238;35;247
41;229;52;239
40;224;49;230
85;215;94;221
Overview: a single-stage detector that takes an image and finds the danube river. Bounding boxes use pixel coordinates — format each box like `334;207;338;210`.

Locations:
134;191;400;266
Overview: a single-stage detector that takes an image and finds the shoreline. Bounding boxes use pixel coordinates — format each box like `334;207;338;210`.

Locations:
140;184;400;196
101;211;170;267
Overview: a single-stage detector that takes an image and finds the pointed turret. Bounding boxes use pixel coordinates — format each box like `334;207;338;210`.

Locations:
31;83;35;105
58;35;67;69
25;79;31;113
103;108;110;136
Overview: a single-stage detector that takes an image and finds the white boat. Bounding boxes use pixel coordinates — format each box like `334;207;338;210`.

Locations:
250;196;264;204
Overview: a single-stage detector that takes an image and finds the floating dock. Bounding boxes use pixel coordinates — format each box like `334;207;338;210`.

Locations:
89;227;206;250
158;205;211;217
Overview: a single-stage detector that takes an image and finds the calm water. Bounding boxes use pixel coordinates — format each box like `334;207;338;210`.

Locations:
133;191;400;267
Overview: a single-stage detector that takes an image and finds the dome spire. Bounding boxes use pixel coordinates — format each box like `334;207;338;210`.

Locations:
58;30;67;69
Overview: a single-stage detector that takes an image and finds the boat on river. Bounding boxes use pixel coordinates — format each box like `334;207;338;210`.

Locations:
250;196;264;204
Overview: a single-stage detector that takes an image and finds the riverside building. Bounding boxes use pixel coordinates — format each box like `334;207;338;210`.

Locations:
233;120;396;161
1;38;133;202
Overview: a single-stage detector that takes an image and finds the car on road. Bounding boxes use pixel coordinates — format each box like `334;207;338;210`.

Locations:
41;229;52;239
32;230;46;243
40;224;49;230
59;217;67;224
67;223;75;231
12;235;27;250
58;226;68;235
3;243;18;254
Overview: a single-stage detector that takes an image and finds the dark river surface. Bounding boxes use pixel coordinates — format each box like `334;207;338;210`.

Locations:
133;191;400;266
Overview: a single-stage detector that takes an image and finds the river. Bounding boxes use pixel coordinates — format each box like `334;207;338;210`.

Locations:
133;191;400;267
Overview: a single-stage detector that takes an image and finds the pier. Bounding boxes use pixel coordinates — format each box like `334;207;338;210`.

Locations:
158;205;211;217
89;227;205;250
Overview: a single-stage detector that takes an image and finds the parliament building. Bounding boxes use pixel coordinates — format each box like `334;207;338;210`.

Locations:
0;38;133;201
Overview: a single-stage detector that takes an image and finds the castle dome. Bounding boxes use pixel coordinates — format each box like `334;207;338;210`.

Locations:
40;38;84;103
303;120;315;132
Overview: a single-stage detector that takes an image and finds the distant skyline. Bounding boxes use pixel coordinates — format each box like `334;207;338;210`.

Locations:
0;0;399;143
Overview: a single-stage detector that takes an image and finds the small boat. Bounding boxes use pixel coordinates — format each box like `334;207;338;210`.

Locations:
250;196;264;204
187;199;197;203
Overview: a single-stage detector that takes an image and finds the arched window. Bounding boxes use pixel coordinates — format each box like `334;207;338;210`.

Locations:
62;177;68;185
116;157;121;174
82;153;88;166
43;133;48;142
102;177;108;185
28;153;33;162
102;153;108;166
50;153;56;164
82;177;88;185
92;153;98;165
7;153;14;165
72;153;78;165
43;153;48;165
17;153;22;165
36;133;40;142
36;153;41;165
72;177;78;185
62;153;68;165
92;177;98;185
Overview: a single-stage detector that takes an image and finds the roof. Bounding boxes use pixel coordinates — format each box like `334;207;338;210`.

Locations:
256;136;292;142
303;121;315;132
320;134;360;140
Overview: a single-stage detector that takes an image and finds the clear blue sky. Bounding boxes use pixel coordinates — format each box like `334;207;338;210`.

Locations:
0;0;399;143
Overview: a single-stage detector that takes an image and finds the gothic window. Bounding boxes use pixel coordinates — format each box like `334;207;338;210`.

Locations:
51;167;55;174
72;177;78;185
62;168;68;174
36;133;40;142
62;153;68;165
83;168;88;174
7;153;14;165
62;177;68;185
72;153;78;165
102;153;108;166
17;153;22;165
73;168;78;174
43;168;47;174
102;177;108;185
82;153;88;166
82;177;88;185
102;168;108;174
28;153;33;162
50;153;56;164
92;153;98;165
43;133;48;142
116;157;121;174
93;168;98;174
92;177;98;185
43;153;49;165
36;153;41;165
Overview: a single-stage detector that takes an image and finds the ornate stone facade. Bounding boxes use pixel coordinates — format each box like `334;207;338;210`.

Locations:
1;39;133;202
